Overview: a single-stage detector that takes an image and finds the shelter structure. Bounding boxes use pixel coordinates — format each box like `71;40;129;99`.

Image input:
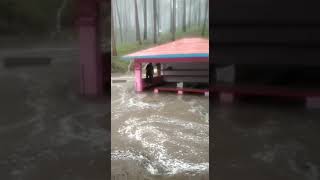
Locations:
213;0;320;107
124;38;209;96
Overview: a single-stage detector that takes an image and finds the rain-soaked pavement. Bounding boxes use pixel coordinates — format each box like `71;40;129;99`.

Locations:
111;75;209;179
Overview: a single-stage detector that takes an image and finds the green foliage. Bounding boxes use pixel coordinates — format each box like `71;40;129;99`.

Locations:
111;56;130;73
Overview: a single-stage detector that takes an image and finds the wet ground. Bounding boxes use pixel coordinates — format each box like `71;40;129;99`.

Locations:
0;46;108;180
111;75;209;179
213;99;320;180
2;43;320;180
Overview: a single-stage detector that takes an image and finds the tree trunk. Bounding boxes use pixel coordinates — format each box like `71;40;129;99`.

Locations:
170;0;173;33
201;0;209;36
143;0;147;40
157;0;161;37
55;0;68;37
182;0;186;32
198;0;201;26
153;0;157;44
123;0;129;41
192;1;198;25
111;2;117;56
188;0;192;28
127;60;133;73
134;0;142;44
172;0;176;41
114;0;123;42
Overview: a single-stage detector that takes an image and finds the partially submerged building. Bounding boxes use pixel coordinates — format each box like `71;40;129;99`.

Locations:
124;38;209;96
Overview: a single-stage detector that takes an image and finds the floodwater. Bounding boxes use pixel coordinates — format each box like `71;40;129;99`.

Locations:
111;75;209;179
0;46;108;180
213;98;320;180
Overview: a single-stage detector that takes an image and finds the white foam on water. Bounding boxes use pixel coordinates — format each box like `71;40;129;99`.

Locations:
253;142;304;164
112;150;209;176
127;97;164;110
252;141;320;180
116;115;208;175
112;83;164;112
186;99;209;123
56;111;107;148
111;78;209;175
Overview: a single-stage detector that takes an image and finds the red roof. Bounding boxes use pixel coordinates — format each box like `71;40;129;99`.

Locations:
124;38;209;59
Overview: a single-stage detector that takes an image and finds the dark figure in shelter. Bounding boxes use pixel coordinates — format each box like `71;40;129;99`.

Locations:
146;63;154;84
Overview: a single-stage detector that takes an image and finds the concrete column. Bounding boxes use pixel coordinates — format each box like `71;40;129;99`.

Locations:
219;92;234;104
204;91;209;96
134;61;143;92
178;90;184;95
306;97;320;109
156;63;161;76
78;1;104;97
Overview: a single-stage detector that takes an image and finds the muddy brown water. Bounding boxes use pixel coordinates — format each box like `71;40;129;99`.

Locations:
111;76;209;179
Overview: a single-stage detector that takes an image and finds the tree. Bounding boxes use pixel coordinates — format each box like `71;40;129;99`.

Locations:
54;0;68;37
153;0;157;44
172;0;176;41
114;0;123;42
188;0;192;28
198;0;201;26
170;0;173;33
182;0;186;32
111;1;117;56
157;0;161;37
193;0;197;26
143;0;147;40
134;0;142;44
202;0;209;36
123;0;129;41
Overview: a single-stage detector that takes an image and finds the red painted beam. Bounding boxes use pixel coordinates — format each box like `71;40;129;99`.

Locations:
156;87;209;93
162;75;208;78
211;84;320;97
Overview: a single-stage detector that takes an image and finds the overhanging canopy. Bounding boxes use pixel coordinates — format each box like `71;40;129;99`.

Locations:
123;38;209;60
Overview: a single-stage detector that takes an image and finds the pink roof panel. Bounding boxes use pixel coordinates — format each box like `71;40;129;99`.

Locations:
123;38;209;59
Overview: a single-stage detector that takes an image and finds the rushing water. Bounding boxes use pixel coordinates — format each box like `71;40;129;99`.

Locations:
111;76;209;177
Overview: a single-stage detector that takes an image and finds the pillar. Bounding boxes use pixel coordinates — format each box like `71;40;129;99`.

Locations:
204;91;209;96
219;92;234;104
134;61;143;92
178;90;184;95
156;63;161;76
306;97;320;109
77;0;104;96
